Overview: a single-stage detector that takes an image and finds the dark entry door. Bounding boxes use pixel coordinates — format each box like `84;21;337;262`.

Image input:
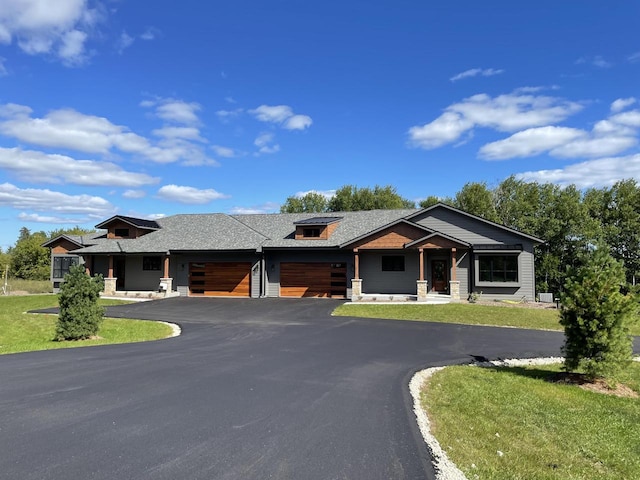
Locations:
115;258;126;290
431;260;448;292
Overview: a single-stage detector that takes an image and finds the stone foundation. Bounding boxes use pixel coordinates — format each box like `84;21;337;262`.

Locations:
159;277;173;297
103;277;117;296
449;280;460;301
351;279;363;297
417;280;428;301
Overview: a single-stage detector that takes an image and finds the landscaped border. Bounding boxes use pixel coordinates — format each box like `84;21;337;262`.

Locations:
410;356;640;480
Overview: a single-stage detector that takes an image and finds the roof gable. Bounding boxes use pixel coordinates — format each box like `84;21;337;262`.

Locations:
407;203;544;244
340;219;433;249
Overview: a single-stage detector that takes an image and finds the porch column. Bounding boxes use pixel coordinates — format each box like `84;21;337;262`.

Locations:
417;248;428;301
449;247;460;301
351;249;362;298
160;252;173;296
103;255;117;295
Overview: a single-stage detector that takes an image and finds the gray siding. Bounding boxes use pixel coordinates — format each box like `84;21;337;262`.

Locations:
123;256;163;291
457;250;470;298
360;251;419;294
413;209;532;245
264;250;353;298
470;246;536;301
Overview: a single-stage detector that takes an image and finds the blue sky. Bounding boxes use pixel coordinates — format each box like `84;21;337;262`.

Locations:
1;1;639;250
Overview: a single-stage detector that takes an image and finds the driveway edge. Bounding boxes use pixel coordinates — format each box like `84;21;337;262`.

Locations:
159;321;181;337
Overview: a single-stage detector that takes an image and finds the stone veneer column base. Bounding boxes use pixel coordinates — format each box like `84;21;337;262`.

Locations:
103;277;117;296
417;280;428;301
351;279;363;297
160;277;173;296
449;281;460;301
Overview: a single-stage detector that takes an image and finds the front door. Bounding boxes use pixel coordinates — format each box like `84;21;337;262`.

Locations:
431;260;448;292
115;258;126;290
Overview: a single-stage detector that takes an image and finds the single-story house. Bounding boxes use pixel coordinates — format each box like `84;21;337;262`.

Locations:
43;203;544;302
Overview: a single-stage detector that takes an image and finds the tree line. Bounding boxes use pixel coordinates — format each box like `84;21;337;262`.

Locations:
0;226;95;282
5;177;640;297
282;178;640;295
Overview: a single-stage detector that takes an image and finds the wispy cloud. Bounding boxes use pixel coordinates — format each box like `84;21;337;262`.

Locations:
254;132;280;154
229;202;280;214
450;68;504;82
249;104;313;130
610;97;637;113
0;0;105;66
575;55;612;68
156;184;229;204
408;92;583;149
0;182;115;219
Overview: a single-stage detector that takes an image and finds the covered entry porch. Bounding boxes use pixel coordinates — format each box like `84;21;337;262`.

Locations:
342;220;469;302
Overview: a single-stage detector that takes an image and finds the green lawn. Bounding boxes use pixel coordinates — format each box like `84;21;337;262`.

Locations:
0;295;174;355
422;363;640;480
333;303;640;336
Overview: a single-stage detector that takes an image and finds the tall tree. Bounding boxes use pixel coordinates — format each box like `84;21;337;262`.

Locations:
419;195;451;208
10;231;50;280
48;226;96;239
452;182;498;222
280;192;329;213
327;185;415;211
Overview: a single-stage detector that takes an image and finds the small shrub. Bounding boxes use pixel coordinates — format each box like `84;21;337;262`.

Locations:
55;265;105;341
559;248;638;381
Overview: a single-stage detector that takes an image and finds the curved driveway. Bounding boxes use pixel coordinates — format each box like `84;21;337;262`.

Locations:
2;298;570;479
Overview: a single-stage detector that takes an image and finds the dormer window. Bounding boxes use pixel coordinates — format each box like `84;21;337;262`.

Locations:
114;228;130;238
294;217;343;240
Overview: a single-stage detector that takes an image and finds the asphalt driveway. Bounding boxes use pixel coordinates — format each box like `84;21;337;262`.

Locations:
2;297;568;479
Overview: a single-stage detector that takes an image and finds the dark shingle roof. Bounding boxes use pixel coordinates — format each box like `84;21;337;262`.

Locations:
95;215;160;230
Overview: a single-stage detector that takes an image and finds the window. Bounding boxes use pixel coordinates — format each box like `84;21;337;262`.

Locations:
114;228;130;237
303;228;321;238
143;256;162;271
478;255;518;282
382;255;405;272
53;256;79;278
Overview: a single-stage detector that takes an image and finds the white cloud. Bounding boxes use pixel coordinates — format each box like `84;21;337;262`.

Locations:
0;102;214;165
0;147;159;187
480;107;640;160
408;92;583;149
284;114;313;130
18;212;90;224
229;202;280;214
152;126;205;141
216;108;243;122
157;184;229;204
0;0;104;65
517;154;640;188
122;189;146;199
628;52;640;63
294;189;336;199
611;97;636;113
211;145;236;158
576;55;612;68
116;30;134;54
0;182;115;217
479;126;585;160
156;100;201;125
450;67;504;82
254;132;280;154
250;104;313;130
147;213;166;220
139;27;160;41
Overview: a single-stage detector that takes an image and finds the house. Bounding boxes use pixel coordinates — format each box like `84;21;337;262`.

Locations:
43;204;544;302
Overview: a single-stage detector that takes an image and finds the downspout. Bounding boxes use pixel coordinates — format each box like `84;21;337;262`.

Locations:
261;251;266;297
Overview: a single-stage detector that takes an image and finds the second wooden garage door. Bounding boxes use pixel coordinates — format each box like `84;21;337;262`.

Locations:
189;262;251;296
280;262;346;298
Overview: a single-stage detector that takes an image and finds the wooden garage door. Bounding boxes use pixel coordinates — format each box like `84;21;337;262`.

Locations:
189;262;251;296
280;262;346;298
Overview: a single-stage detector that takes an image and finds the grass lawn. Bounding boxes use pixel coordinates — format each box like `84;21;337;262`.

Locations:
423;362;640;480
0;295;174;355
333;303;640;336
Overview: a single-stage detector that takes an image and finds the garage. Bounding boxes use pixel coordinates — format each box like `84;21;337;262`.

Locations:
280;262;347;298
189;262;251;296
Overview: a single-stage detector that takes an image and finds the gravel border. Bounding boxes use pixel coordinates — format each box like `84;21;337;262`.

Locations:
410;355;640;480
159;321;181;338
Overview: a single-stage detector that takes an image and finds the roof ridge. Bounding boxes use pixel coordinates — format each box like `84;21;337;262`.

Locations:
228;214;271;241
